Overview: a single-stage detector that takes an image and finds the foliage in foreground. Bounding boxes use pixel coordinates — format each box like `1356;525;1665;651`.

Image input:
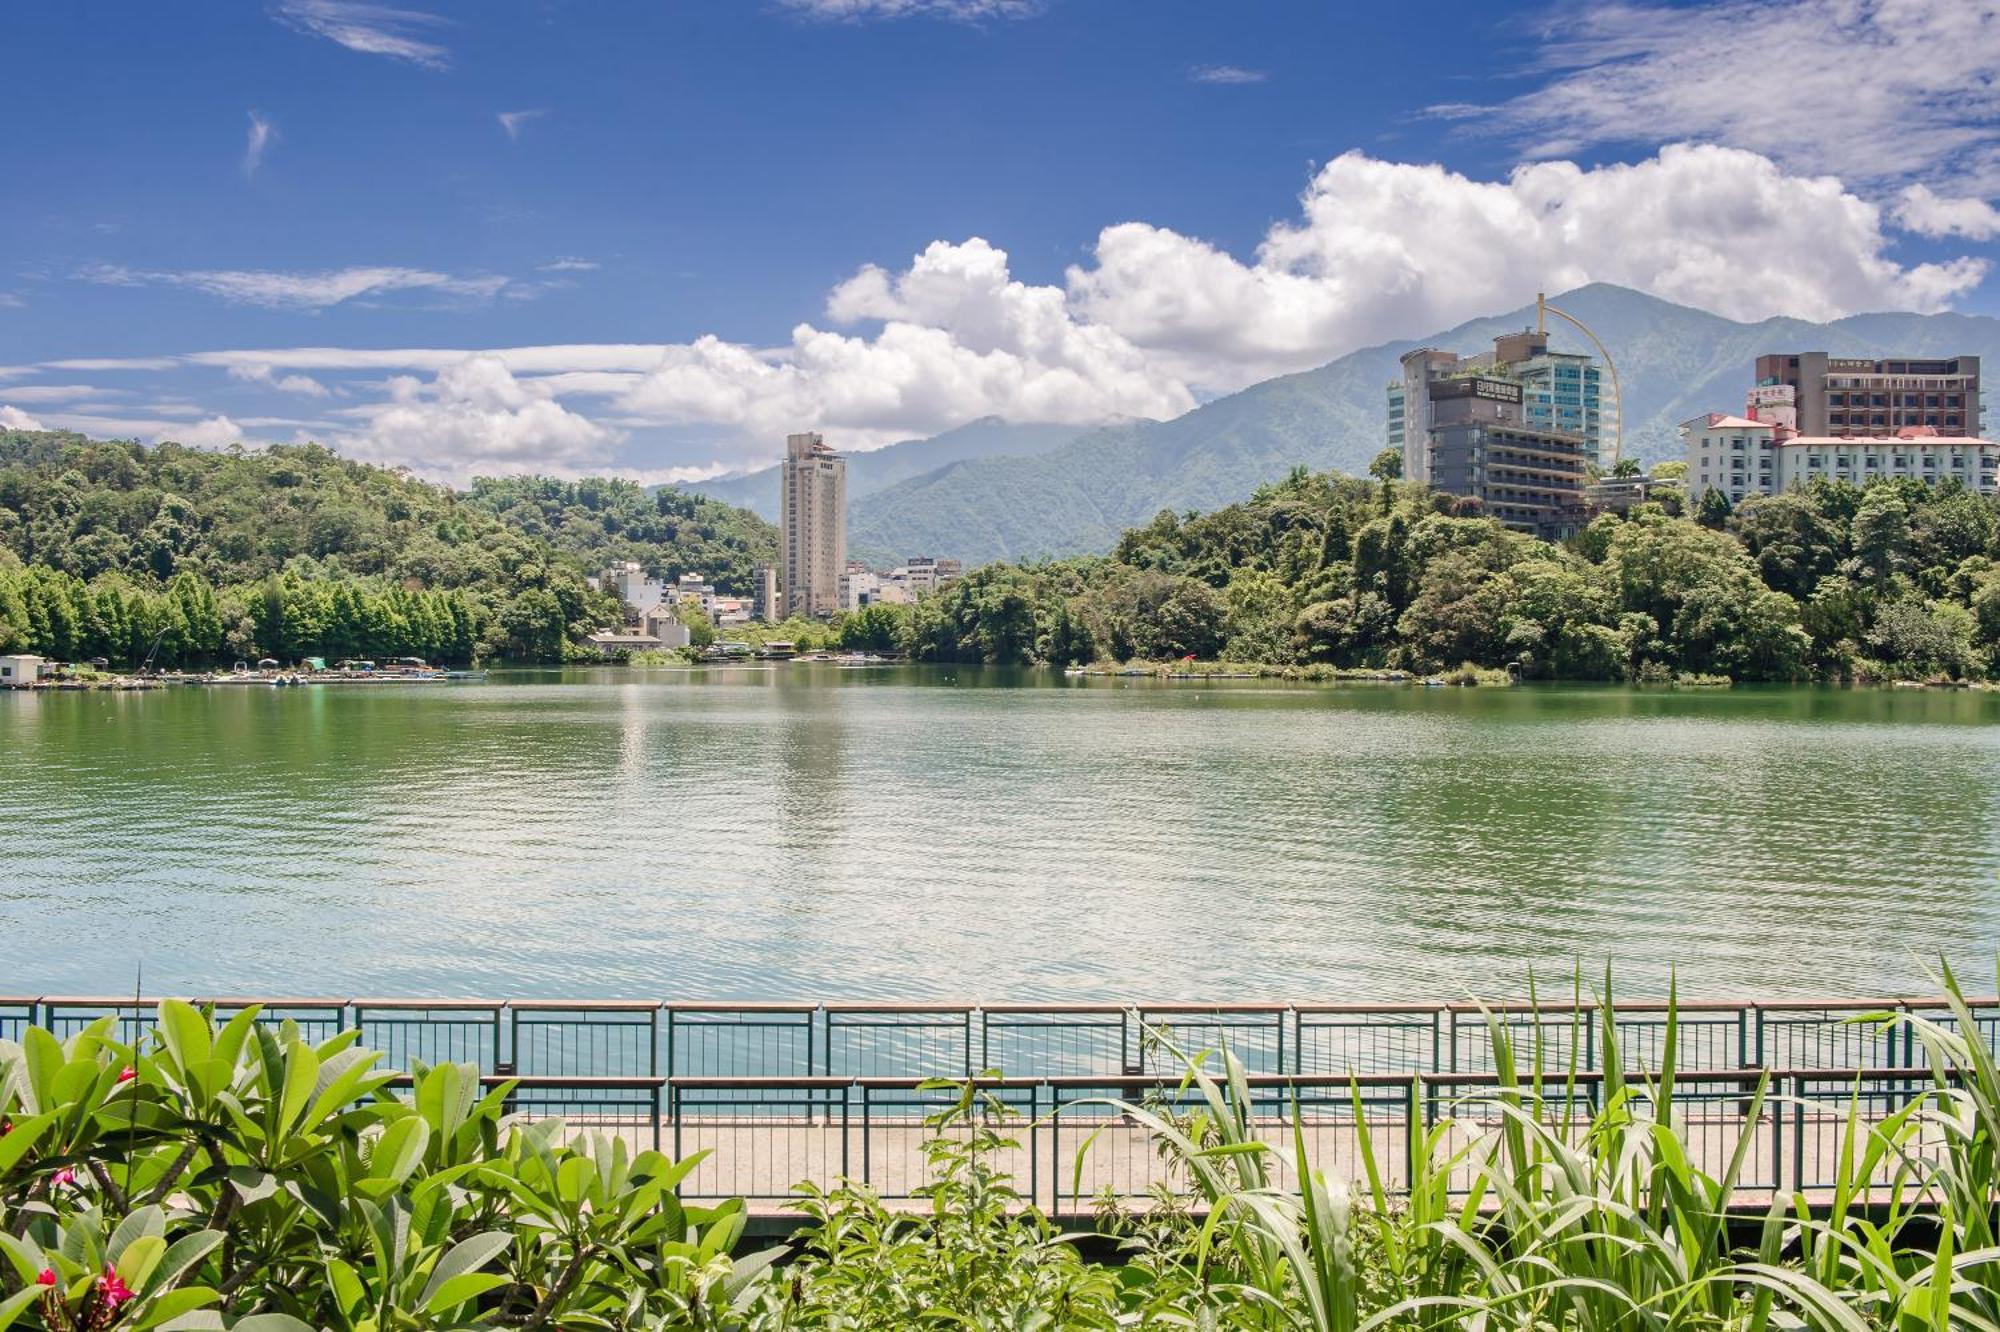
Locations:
10;970;2000;1329
0;1007;765;1330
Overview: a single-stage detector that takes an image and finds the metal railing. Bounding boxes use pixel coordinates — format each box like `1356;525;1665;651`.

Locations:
4;993;1993;1082
4;990;1988;1216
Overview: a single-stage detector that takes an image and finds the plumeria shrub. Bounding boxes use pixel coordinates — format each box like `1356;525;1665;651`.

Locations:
0;1004;768;1331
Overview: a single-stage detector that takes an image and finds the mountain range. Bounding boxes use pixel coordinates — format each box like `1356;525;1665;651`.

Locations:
687;417;1089;521
693;283;2000;567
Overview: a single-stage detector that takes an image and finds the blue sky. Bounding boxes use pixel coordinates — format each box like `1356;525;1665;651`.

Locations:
4;0;2000;482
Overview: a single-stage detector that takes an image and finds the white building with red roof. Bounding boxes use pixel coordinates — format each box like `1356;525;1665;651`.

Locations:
1682;412;1998;504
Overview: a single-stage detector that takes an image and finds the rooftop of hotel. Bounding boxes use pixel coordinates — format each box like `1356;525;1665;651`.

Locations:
1777;431;1994;448
1686;418;1993;447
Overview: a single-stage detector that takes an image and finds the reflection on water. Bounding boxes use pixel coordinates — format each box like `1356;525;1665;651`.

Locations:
2;668;1997;1002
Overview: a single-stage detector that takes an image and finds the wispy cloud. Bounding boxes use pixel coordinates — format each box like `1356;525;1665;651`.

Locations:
498;109;546;142
539;257;599;273
244;111;278;176
1188;64;1266;85
1430;0;2000;193
776;0;1044;21
77;263;512;311
0;405;48;432
40;357;182;372
271;0;450;69
0;384;118;404
228;363;333;396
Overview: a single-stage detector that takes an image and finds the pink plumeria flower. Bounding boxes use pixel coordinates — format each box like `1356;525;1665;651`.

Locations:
97;1271;134;1311
49;1167;76;1189
115;1066;135;1084
35;1268;56;1287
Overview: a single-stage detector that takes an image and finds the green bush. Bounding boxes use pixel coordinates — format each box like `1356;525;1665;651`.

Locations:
0;1005;765;1330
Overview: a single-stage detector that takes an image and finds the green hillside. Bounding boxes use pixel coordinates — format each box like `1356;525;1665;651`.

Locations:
850;465;2000;684
0;430;773;664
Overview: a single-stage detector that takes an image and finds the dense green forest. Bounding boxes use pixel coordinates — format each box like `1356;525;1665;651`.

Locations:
0;431;775;665
6;427;1998;680
463;474;777;592
809;461;2000;682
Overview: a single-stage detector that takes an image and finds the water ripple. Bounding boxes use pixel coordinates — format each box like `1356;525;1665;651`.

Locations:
2;671;1998;1003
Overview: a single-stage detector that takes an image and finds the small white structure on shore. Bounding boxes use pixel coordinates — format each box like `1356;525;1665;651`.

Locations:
642;604;693;649
0;654;45;685
599;562;666;618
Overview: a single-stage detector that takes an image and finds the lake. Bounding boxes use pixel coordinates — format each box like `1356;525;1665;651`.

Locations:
2;668;1997;1004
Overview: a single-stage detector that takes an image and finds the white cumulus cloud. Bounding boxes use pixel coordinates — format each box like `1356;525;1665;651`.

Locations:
33;145;1994;479
1896;183;2000;241
174;416;249;448
1067;144;1988;391
609;237;1194;445
0;405;48;431
335;355;621;484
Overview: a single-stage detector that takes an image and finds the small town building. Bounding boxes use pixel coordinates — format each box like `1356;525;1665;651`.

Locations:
901;556;963;596
752;565;779;621
585;628;671;655
641;605;693;649
1584;475;1656;515
0;654;45;686
598;562;666;619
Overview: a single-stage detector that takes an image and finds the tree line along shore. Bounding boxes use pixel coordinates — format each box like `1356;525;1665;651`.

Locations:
5;429;2000;683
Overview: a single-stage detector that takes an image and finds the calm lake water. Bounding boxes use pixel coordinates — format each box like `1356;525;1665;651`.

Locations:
2;668;1998;1004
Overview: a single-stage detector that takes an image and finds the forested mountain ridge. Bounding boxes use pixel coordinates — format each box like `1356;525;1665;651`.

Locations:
688;416;1091;523
0;430;774;664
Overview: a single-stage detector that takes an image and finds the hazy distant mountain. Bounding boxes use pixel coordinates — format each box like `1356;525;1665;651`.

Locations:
686;417;1093;521
846;284;2000;566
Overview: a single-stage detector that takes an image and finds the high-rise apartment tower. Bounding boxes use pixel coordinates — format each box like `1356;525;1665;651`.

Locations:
779;432;847;619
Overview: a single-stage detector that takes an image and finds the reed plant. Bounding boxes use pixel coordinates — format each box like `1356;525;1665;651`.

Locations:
1069;965;2000;1329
